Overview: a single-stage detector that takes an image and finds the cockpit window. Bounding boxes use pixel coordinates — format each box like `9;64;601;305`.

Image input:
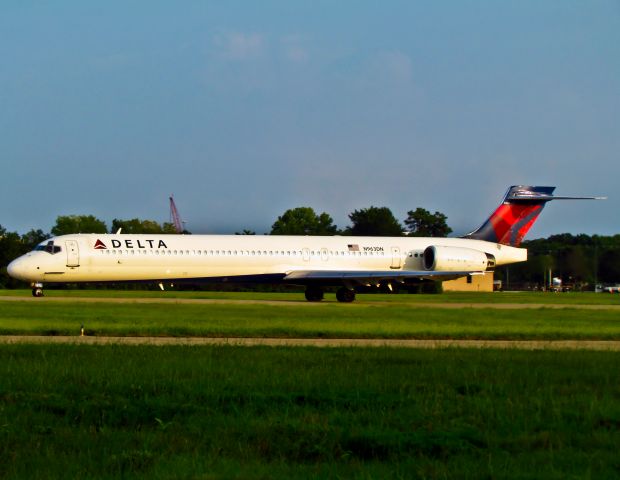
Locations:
34;241;62;254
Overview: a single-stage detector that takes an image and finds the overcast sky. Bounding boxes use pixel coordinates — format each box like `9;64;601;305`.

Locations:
1;1;618;237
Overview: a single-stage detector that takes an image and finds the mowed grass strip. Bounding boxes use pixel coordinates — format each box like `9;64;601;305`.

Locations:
1;345;619;479
2;288;620;305
1;299;620;339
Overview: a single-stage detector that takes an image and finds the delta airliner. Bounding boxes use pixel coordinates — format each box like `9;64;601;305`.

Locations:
7;186;602;302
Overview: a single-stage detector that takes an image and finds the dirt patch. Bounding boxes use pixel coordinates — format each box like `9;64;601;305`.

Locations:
2;336;620;351
0;295;618;310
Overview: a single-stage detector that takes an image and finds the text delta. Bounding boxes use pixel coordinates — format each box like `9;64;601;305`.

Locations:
109;239;168;249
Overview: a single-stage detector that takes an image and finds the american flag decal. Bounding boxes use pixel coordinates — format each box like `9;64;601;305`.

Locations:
347;244;359;252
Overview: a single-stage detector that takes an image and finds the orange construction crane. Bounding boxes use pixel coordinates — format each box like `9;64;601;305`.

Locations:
169;195;185;233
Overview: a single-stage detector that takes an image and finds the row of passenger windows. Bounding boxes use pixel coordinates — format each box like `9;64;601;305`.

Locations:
99;249;392;257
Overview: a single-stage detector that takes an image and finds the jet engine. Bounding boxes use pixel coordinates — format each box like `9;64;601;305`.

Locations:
423;245;495;272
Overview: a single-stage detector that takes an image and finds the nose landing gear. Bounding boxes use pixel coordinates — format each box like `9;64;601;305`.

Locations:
31;283;44;297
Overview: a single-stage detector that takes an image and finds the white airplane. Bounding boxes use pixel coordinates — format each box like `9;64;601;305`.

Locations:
7;186;602;301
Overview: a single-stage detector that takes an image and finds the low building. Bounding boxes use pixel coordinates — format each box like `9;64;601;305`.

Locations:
443;272;494;292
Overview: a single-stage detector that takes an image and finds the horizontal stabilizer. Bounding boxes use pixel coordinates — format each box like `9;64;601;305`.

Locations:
505;187;605;202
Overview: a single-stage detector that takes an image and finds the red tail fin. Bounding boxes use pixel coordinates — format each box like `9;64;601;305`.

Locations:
464;186;602;247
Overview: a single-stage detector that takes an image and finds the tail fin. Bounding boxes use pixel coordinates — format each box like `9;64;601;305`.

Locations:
463;186;604;247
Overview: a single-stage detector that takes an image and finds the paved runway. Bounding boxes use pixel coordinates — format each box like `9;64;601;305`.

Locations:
1;295;618;310
2;335;620;350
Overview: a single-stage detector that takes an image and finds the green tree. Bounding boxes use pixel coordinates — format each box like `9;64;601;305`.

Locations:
346;207;403;236
162;222;182;234
111;218;170;234
51;215;107;235
599;249;620;283
271;207;338;235
0;225;29;288
556;246;592;284
235;229;256;235
21;229;50;250
404;208;452;237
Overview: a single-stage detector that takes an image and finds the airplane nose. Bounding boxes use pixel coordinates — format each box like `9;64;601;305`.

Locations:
7;257;30;281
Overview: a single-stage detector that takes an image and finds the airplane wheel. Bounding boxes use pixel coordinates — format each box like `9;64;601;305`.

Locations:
304;286;324;302
32;288;44;297
336;287;356;303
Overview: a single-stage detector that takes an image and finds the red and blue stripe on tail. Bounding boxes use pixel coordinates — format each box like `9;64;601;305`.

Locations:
463;186;602;247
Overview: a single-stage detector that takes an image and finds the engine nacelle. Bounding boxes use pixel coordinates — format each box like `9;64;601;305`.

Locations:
423;245;495;272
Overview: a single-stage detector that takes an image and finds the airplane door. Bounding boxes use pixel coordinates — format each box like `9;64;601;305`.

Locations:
66;240;80;267
390;247;401;269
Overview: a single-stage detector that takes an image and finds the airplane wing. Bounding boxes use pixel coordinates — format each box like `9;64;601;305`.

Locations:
283;269;484;284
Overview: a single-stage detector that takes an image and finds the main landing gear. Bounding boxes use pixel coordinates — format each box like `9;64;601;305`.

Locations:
304;286;324;302
336;287;356;303
31;283;44;297
304;286;356;303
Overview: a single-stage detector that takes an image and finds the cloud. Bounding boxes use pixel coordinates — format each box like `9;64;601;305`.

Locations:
329;50;415;93
369;51;414;85
90;52;134;70
281;35;308;63
213;31;265;60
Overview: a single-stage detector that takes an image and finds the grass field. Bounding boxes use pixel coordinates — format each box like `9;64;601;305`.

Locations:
1;344;619;479
3;288;620;305
2;291;619;478
1;292;620;340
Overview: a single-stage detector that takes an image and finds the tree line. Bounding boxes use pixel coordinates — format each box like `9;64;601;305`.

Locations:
1;209;619;289
268;206;451;237
497;233;620;290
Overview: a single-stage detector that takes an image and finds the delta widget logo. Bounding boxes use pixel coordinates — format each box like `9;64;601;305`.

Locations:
93;238;168;249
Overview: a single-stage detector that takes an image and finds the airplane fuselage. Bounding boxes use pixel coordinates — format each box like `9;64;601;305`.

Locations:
9;233;526;285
